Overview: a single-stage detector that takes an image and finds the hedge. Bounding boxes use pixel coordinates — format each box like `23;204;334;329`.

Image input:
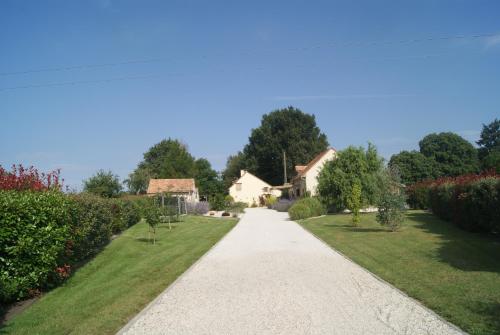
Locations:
406;172;500;233
288;197;326;220
0;191;143;304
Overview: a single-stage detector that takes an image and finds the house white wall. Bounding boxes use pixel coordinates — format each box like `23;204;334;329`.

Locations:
229;170;281;206
304;149;337;196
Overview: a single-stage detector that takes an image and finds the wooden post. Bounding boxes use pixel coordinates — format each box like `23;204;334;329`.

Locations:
283;151;287;184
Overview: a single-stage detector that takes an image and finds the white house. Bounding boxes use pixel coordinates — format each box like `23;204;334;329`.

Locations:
291;148;337;197
229;170;282;206
147;178;199;202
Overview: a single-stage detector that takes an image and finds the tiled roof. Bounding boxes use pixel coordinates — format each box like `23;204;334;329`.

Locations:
295;165;307;173
147;178;196;194
293;148;336;181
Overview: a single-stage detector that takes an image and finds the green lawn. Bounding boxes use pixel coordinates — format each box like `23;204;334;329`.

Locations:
1;216;237;335
299;210;500;335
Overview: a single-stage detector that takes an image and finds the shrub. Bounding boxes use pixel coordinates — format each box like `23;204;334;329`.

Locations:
288;197;325;220
0;164;62;191
227;201;247;214
68;194;114;262
377;191;406;231
210;194;226;211
406;182;430;209
0;190;71;302
411;171;500;233
346;182;362;226
265;195;278;208
186;201;209;215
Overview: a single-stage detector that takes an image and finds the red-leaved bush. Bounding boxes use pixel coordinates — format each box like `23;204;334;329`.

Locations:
0;164;63;191
406;170;500;233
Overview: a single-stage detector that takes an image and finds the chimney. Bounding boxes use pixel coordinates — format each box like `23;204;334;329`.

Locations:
240;170;246;177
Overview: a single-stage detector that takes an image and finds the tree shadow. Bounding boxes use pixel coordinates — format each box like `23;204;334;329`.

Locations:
407;212;500;273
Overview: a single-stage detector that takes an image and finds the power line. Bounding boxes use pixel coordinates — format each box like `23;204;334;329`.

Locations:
0;74;160;92
0;32;496;77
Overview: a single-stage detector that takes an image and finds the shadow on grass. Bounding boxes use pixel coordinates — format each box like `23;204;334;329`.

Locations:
408;212;500;273
325;223;388;233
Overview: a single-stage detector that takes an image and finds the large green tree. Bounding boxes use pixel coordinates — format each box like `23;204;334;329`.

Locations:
83;170;122;198
194;158;224;198
317;144;384;211
388;150;440;185
419;132;479;177
126;138;223;195
243;106;329;185
477;119;500;172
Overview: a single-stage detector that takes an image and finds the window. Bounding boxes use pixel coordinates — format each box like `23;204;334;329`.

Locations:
236;183;242;191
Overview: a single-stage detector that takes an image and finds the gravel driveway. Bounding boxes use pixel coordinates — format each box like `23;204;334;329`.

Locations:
118;208;464;335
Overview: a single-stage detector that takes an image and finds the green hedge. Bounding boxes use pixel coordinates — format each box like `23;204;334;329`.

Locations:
0;191;143;304
408;175;500;233
288;197;326;220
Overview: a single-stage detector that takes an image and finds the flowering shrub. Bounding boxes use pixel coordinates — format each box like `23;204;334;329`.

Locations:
288;197;326;220
0;164;63;191
406;171;500;233
186;201;209;215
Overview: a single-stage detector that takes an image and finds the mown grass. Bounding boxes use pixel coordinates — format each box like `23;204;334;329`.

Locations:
299;210;500;335
1;216;237;335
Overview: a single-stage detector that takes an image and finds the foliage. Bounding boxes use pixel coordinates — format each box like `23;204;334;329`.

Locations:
142;200;163;244
209;193;226;211
477;118;500;161
4;216;237;335
0;191;71;302
376;167;406;231
126;139;223;197
124;166;151;195
406;182;430;209
0;164;63;191
388;150;440;185
317;144;384;211
346;181;362;225
410;171;500;233
222;152;247;189
186;201;210;215
419;132;479;177
480;149;500;173
242;106;329;185
83;170;122;198
0;189;143;305
226;201;247;214
265;195;278;208
194;158;224;198
288;197;326;220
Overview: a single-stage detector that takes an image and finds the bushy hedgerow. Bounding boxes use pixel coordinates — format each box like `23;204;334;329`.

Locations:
288;197;326;220
0;191;72;302
407;172;500;233
186;201;209;215
0;191;143;305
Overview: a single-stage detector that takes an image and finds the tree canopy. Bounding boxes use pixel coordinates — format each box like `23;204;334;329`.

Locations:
241;106;329;185
419;132;479;176
126;138;223;197
317;144;384;211
83;170;122;198
388;150;439;185
221;152;247;189
477;119;500;172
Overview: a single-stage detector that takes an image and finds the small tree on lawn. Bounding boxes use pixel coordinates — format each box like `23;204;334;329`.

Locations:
376;167;406;231
143;200;163;244
346;181;362;226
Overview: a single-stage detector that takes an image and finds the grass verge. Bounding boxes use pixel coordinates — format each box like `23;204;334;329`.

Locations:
299;210;500;335
1;216;237;335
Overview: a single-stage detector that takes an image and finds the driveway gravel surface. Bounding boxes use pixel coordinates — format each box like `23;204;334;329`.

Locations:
118;208;464;335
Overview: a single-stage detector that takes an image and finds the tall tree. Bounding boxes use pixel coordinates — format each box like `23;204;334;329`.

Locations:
388;150;440;185
194;158;224;198
419;132;479;177
243;106;329;185
83;170;122;198
142;139;196;178
477;119;500;172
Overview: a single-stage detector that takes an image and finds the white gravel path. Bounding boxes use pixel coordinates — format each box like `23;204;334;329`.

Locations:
118;208;465;335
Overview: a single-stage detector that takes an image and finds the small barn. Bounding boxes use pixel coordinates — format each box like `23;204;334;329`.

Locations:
147;178;199;202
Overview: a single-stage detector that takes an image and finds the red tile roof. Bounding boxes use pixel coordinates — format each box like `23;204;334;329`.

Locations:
147;179;196;194
293;148;336;181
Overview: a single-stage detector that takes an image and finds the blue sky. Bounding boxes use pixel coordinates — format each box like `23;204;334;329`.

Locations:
1;0;499;190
